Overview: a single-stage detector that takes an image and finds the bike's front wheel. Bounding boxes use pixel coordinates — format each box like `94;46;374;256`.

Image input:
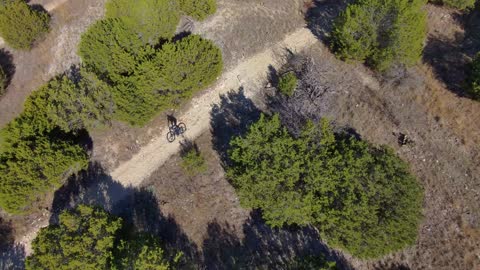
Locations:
177;122;187;134
166;131;176;142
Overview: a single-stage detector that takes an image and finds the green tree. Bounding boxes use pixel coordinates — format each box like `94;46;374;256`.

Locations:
288;255;337;270
332;0;427;71
278;72;298;96
181;146;208;176
115;234;181;270
0;0;50;50
155;34;223;95
228;114;423;258
24;71;113;133
26;205;123;270
467;52;480;100
78;18;152;82
105;0;180;45
178;0;216;21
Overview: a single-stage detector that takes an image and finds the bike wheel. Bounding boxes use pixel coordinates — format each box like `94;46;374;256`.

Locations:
166;131;176;142
177;122;187;134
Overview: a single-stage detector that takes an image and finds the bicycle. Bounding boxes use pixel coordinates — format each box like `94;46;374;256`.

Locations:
166;122;187;142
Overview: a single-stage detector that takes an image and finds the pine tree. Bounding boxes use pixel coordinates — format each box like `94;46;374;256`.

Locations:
0;0;50;50
332;0;427;71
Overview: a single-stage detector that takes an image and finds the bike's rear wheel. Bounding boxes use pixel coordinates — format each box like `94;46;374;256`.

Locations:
177;122;187;134
166;131;175;142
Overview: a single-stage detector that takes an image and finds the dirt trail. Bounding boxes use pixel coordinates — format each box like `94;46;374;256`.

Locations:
110;28;318;186
0;0;70;47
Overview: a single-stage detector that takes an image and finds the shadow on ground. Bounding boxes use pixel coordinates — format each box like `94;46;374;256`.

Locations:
210;87;262;166
0;49;15;92
306;0;349;44
202;211;353;270
0;217;24;270
50;162;200;262
423;9;480;96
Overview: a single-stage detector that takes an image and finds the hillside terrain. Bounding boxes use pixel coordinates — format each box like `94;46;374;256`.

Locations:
0;0;479;269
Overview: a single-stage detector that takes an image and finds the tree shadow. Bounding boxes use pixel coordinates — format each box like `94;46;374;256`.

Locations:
305;0;350;44
0;217;24;270
0;49;15;90
202;211;353;270
50;162;200;263
423;10;480;97
210;87;262;166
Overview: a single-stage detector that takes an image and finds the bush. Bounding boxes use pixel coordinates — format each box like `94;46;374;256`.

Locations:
288;255;337;270
0;0;50;50
467;53;480;100
105;0;180;45
431;0;476;9
228;114;423;258
178;0;217;21
332;0;427;71
155;34;223;94
24;71;113;133
26;205;179;270
0;76;100;214
26;205;122;270
181;145;208;176
278;72;298;96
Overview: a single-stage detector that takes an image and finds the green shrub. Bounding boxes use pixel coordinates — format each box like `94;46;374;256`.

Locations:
78;18;151;82
105;0;180;45
228;114;423;258
0;0;50;50
24;71;113;133
155;34;223;94
288;255;337;270
0;75;100;214
332;0;427;71
0;125;88;214
431;0;476;9
178;0;217;21
26;205;179;270
26;205;123;270
468;53;480;100
278;72;298;96
181;146;208;176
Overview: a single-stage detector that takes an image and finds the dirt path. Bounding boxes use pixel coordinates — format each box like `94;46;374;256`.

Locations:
0;0;70;47
110;28;318;186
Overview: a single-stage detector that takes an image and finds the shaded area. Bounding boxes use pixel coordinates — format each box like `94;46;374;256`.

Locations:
202;212;352;270
0;49;15;92
306;0;349;44
50;162;199;264
423;9;480;96
0;218;24;270
210;87;261;166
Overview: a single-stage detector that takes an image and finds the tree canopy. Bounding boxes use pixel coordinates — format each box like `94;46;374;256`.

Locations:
26;205;179;270
105;0;180;45
0;0;50;50
0;71;113;214
228;114;423;258
0;66;6;96
178;0;217;21
468;52;480;100
332;0;427;71
26;205;123;270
